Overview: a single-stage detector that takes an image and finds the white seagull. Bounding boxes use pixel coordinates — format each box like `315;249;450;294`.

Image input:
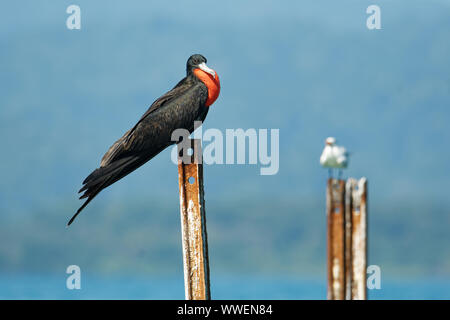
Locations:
320;137;349;179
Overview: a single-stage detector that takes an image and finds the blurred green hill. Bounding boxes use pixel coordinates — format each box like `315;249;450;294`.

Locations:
2;197;449;276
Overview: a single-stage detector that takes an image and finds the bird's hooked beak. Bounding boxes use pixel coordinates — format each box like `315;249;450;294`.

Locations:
198;62;216;78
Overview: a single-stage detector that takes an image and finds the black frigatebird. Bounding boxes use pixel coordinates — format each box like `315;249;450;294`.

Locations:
68;54;220;226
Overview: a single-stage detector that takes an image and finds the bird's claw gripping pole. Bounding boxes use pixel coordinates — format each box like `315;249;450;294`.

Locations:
177;139;211;300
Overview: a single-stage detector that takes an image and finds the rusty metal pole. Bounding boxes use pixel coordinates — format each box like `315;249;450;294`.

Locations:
178;139;211;300
344;180;353;300
326;178;346;300
349;178;368;300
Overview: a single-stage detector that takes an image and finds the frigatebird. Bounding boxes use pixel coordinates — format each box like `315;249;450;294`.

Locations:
68;54;220;226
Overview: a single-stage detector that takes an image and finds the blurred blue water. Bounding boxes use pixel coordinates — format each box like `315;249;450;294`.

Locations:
1;274;448;300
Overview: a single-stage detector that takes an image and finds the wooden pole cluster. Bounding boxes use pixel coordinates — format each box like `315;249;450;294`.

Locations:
177;139;211;300
327;177;368;300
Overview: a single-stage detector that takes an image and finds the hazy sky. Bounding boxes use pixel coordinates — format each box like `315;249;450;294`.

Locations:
1;0;449;212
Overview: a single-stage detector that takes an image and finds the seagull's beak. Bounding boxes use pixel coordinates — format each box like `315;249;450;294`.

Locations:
198;62;216;78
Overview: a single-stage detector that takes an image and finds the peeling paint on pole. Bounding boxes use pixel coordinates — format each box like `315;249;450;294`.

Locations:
349;177;367;300
326;179;346;300
344;180;353;300
178;139;211;300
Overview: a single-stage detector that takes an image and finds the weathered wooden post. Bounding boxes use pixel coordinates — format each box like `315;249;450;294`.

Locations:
326;178;346;300
344;180;353;300
177;138;211;300
347;178;368;300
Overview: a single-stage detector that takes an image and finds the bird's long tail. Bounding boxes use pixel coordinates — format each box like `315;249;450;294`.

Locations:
68;156;141;226
67;186;104;226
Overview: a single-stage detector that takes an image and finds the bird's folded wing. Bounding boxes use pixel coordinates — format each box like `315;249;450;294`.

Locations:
99;77;192;167
128;77;190;135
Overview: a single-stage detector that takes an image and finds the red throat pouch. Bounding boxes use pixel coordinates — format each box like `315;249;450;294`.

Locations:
193;69;220;106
